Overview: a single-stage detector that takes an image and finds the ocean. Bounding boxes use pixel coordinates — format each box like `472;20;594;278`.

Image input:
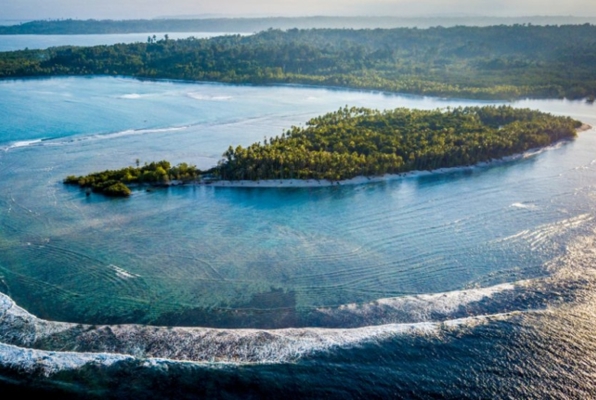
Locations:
0;32;246;52
0;75;595;398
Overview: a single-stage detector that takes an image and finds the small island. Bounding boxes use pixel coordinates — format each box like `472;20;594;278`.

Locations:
64;160;201;197
65;106;583;196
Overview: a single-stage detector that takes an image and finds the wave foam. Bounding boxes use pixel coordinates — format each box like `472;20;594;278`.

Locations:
493;214;593;248
2;125;191;152
117;93;148;100
0;342;132;377
510;202;538;210
2;222;596;373
0;288;516;371
0;311;518;376
2;139;45;152
313;283;516;326
118;93;144;99
187;92;233;101
91;126;189;141
0;279;518;367
36;125;190;147
109;264;140;279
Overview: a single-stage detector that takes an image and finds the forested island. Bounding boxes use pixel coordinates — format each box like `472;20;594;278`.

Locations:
2;25;596;99
216;106;581;181
64;160;200;196
64;106;582;195
2;17;596;34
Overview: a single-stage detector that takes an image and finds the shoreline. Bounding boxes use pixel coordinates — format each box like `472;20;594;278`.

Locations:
4;74;596;103
205;124;592;189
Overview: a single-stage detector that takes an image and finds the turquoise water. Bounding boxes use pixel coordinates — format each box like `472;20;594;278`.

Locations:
0;76;595;328
1;76;596;397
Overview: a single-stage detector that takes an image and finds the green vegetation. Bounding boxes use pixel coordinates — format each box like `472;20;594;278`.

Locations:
64;160;200;197
64;106;582;194
1;26;596;99
216;106;581;181
101;182;132;197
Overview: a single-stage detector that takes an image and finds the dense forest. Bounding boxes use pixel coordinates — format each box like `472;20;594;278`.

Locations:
1;25;596;99
65;106;581;193
64;160;200;196
216;106;581;181
2;17;596;34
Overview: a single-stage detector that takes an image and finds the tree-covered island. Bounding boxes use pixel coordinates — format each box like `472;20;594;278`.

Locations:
64;160;200;196
2;17;595;35
2;25;596;100
65;106;583;196
216;106;582;181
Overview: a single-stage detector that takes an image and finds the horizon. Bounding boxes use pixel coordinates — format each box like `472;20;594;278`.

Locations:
3;14;596;24
2;0;596;21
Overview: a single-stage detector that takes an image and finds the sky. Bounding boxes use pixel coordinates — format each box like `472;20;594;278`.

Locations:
2;0;596;20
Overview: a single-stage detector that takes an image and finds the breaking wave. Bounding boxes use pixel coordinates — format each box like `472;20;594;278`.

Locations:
2;213;596;374
187;92;233;101
0;126;191;151
115;92;166;100
1;139;45;152
0;287;520;371
117;93;144;99
85;125;190;141
510;202;538;210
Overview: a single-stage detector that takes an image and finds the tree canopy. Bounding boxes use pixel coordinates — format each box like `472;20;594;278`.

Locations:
64;161;201;196
64;106;581;195
215;105;581;181
2;25;596;99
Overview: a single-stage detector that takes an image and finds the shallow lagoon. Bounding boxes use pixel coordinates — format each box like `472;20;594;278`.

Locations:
1;76;596;397
0;76;594;328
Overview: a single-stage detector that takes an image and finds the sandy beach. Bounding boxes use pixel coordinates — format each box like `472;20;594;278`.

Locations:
207;123;592;189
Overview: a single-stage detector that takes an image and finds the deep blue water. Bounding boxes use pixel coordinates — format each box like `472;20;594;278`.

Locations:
0;76;596;397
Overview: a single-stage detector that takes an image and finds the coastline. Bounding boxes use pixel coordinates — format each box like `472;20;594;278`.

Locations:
207;123;592;189
578;123;592;133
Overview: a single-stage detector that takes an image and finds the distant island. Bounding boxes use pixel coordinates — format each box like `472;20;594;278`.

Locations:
64;106;583;196
2;17;596;35
2;25;596;100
